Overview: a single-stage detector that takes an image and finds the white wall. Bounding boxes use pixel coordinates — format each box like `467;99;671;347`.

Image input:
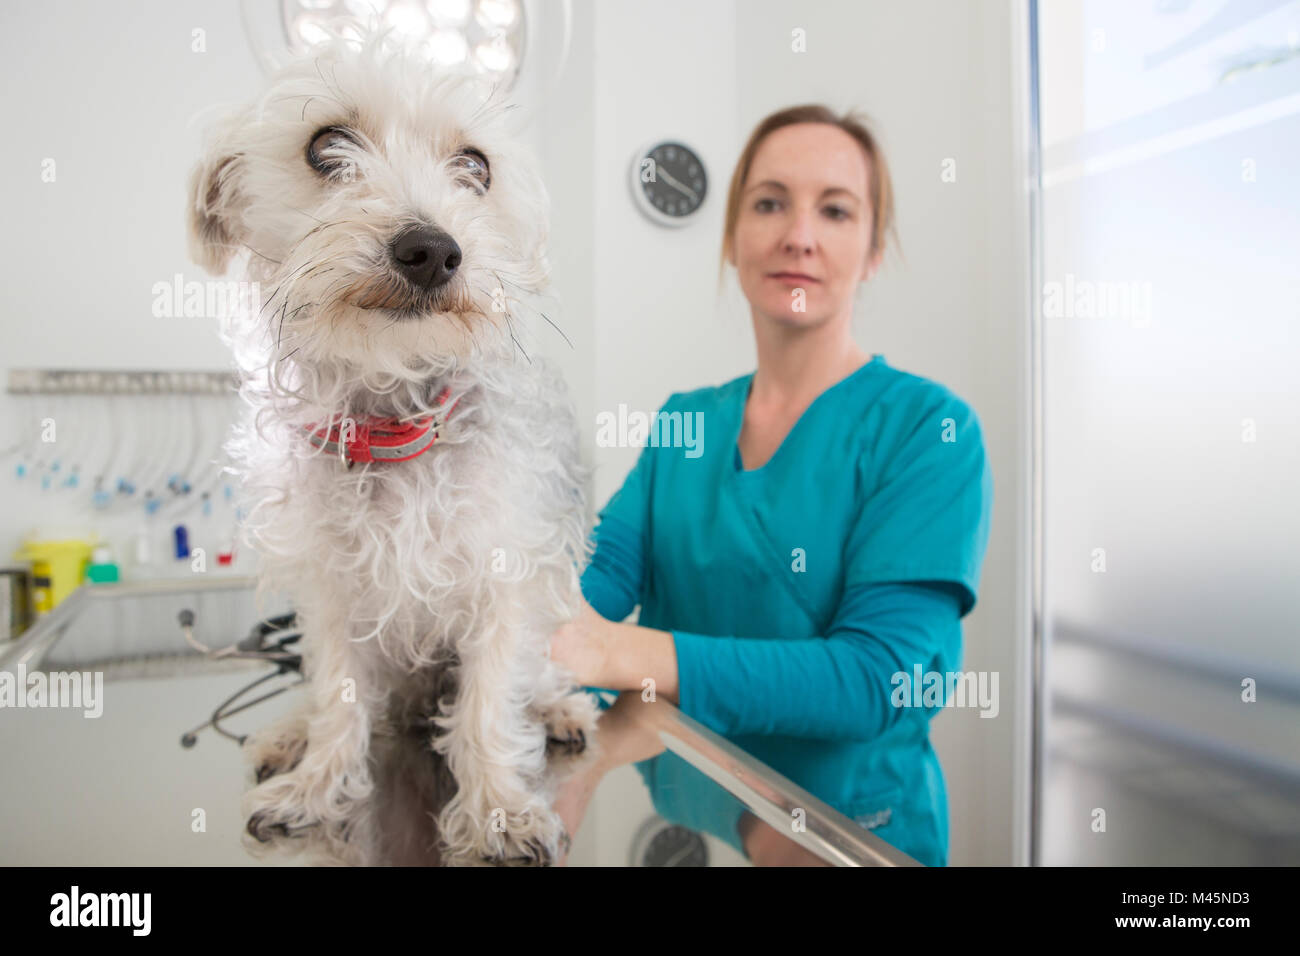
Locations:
0;1;262;372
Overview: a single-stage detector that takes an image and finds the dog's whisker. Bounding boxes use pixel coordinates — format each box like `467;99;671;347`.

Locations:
276;299;289;350
314;56;352;115
243;243;282;265
499;307;531;366
469;279;568;351
281;203;327;224
536;310;573;350
269;90;348;107
284;221;356;260
264;257;335;316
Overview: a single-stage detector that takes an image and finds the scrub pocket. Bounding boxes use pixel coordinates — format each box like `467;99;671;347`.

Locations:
842;785;912;865
845;785;945;867
845;785;903;834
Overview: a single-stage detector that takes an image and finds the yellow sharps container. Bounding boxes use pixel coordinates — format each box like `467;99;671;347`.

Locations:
13;538;95;613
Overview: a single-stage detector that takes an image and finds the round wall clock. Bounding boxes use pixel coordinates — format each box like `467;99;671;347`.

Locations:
629;140;707;227
628;815;710;866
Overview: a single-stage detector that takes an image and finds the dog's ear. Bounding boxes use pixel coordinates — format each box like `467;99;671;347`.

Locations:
186;151;244;275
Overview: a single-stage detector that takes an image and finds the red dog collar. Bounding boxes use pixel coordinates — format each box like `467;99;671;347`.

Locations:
306;386;459;467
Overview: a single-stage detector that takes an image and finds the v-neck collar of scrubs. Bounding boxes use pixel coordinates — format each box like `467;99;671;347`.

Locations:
730;353;885;478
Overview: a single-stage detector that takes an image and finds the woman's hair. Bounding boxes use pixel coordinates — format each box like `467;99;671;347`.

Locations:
719;104;898;282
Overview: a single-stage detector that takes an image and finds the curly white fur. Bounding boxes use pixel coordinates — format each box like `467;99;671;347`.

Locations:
186;26;599;866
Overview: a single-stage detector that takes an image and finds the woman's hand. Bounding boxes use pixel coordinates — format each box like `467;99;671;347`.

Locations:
596;689;667;769
551;598;680;701
549;596;612;688
551;690;668;865
739;811;832;866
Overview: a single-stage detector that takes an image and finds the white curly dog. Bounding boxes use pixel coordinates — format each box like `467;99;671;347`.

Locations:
186;28;600;866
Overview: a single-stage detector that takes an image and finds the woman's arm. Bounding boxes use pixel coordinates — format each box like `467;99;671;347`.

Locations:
578;422;665;625
553;580;965;741
580;512;644;624
737;810;833;866
551;597;679;703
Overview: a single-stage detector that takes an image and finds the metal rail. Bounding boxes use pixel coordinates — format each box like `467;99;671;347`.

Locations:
631;698;920;866
0;576;259;672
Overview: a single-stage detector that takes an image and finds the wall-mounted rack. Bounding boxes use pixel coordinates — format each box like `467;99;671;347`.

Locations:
7;369;238;396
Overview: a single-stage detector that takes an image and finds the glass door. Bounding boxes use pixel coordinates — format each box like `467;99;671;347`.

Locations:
1034;0;1300;865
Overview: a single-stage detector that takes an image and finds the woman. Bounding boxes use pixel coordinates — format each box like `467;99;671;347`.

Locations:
549;105;993;867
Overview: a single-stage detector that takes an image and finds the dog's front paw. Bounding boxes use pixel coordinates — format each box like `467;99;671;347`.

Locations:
546;725;586;757
241;771;319;854
541;691;601;766
240;766;370;864
243;714;309;784
480;828;570;867
245;808;313;844
438;798;568;867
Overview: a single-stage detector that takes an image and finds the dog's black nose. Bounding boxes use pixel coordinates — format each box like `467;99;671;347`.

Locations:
389;225;461;290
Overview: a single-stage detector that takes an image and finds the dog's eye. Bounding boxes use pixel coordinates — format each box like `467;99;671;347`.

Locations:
307;126;362;181
450;147;490;192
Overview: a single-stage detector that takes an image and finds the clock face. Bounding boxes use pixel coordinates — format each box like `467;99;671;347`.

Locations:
632;141;707;225
635;822;709;867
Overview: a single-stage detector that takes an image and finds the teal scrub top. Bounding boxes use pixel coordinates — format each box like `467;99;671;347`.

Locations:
579;354;993;866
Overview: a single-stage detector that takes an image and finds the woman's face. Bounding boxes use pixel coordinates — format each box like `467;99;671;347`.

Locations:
728;122;880;329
